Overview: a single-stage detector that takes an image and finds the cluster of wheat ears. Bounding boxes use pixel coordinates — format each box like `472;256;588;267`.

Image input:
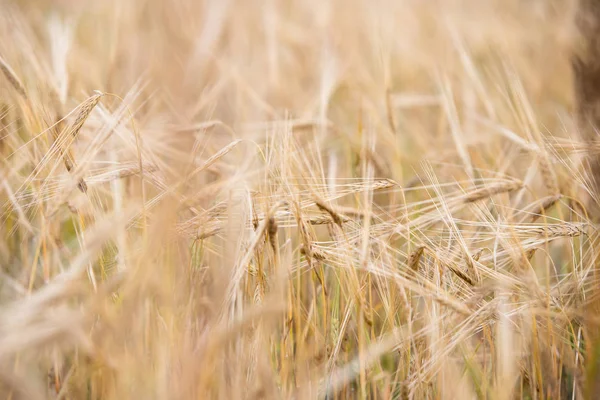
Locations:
2;0;600;399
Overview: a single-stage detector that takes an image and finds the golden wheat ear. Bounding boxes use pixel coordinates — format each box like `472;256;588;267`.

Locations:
0;54;27;100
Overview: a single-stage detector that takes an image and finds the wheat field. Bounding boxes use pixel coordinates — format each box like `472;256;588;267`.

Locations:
1;0;599;398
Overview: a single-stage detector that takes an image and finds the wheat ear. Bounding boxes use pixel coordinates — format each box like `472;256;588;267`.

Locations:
0;54;27;99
